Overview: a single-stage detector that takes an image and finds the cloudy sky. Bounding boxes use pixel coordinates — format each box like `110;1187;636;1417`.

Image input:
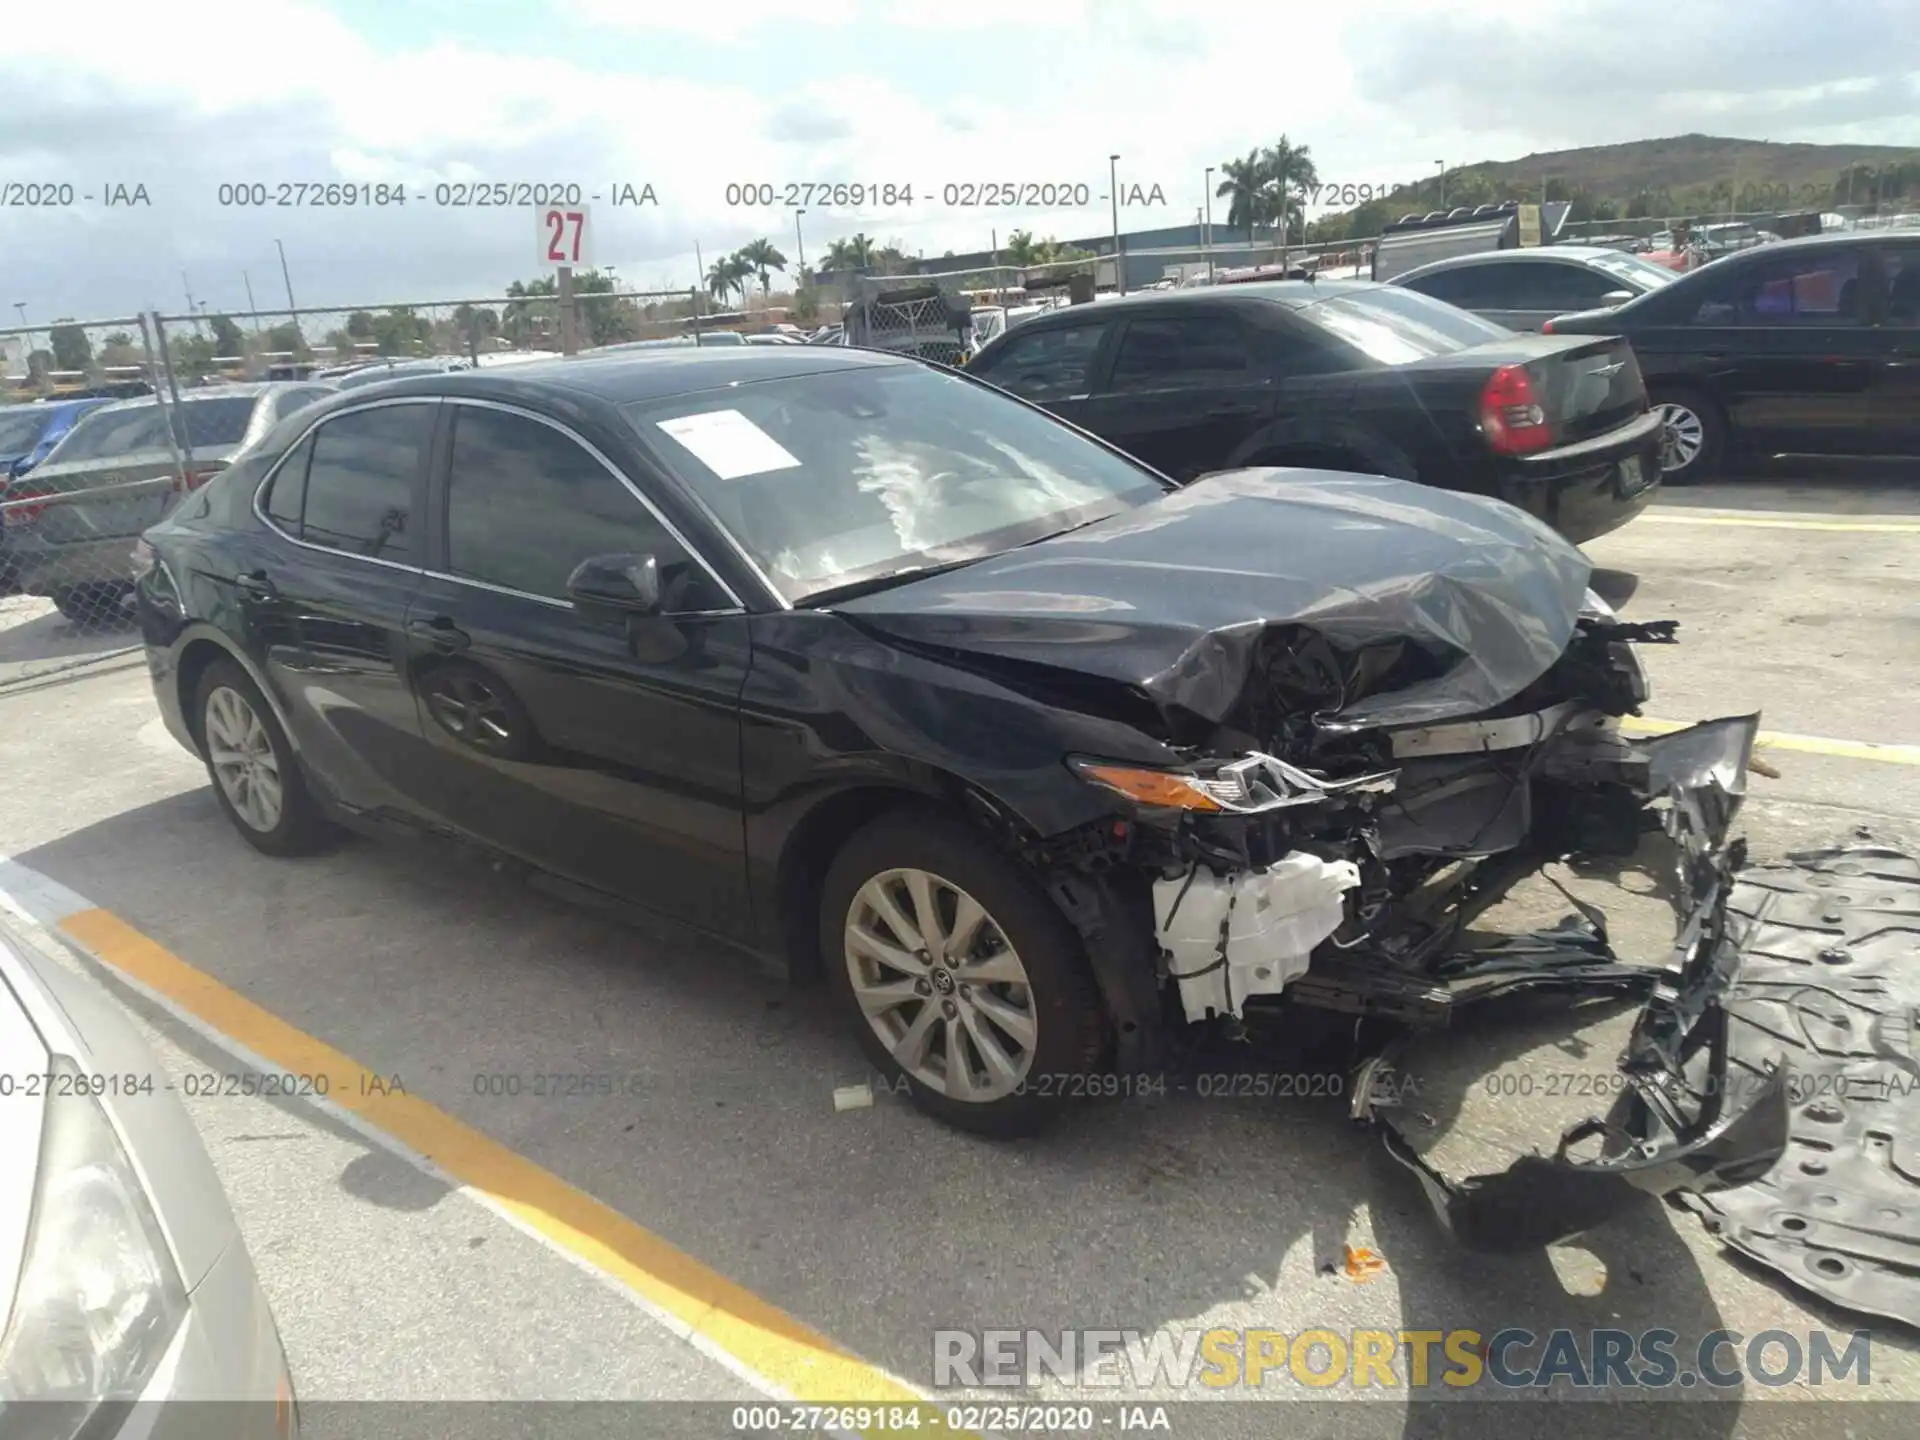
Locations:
3;0;1916;328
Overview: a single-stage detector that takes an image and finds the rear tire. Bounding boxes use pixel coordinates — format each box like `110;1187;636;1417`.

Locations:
1650;389;1724;483
195;659;335;856
820;809;1106;1137
52;583;131;628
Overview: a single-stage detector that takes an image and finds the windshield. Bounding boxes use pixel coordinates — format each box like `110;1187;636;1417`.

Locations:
1589;251;1678;289
1304;286;1511;363
626;363;1167;604
0;409;48;454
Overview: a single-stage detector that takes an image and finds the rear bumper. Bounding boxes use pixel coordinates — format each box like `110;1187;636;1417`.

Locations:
1496;408;1664;545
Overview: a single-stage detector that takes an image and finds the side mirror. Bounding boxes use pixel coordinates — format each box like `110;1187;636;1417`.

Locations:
1602;290;1636;307
566;553;661;615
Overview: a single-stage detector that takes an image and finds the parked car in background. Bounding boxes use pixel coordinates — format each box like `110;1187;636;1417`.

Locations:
0;915;296;1430
964;280;1663;544
1693;222;1765;261
1390;245;1680;332
1544;232;1920;481
4;382;335;624
0;397;117;480
805;324;845;345
744;332;805;345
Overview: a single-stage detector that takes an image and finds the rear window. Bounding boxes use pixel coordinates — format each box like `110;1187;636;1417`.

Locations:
40;404;171;463
0;409;48;453
174;396;260;447
1302;287;1510;364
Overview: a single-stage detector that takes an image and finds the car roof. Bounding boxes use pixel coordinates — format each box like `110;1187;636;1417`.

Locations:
1396;246;1644;277
1005;280;1380;325
78;382;310;417
335;344;913;406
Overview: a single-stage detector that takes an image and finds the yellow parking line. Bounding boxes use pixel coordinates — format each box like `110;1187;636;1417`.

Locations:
54;905;947;1433
1623;715;1920;766
1642;511;1920;534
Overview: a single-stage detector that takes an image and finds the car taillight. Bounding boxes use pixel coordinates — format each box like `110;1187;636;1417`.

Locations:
1540;318;1557;334
0;486;54;525
1479;364;1553;455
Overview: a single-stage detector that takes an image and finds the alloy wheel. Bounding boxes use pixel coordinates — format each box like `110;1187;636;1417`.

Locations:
205;686;284;833
844;867;1038;1102
1655;402;1705;474
426;673;515;754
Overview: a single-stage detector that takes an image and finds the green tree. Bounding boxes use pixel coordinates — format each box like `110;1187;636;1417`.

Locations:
345;310;377;340
48;322;92;372
1003;229;1043;266
706;254;751;303
736;238;788;295
791;285;821;323
819;233;876;272
324;328;357;360
1214;149;1267;230
372;307;432;356
264;322;309;358
209;314;245;357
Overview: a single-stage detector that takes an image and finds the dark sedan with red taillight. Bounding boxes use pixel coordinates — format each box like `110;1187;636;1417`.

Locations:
963;279;1663;545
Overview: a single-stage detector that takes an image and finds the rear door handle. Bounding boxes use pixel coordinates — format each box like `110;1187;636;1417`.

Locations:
407;616;471;652
235;570;277;600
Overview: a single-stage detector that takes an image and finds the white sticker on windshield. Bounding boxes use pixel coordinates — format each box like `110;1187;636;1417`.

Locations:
654;409;800;480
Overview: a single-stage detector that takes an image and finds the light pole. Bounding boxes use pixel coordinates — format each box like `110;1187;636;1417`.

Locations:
1202;165;1214;281
243;271;262;331
1109;153;1124;296
794;209;807;278
1435;160;1446;210
275;239;298;316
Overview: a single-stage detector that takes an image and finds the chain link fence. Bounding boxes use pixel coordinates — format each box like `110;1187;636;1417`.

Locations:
0;286;702;686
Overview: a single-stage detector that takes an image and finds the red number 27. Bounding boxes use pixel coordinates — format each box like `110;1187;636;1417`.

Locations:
545;209;584;263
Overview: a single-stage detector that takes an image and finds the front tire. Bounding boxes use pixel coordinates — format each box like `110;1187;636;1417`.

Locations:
195;659;334;856
821;810;1106;1137
1651;390;1725;483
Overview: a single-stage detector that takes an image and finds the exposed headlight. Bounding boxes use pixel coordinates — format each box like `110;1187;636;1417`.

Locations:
0;1056;188;1436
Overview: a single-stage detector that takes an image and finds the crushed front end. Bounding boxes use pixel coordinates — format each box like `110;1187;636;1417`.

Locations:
1047;599;1807;1266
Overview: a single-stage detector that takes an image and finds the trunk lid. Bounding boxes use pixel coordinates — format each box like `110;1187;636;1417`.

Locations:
1520;334;1647;445
20;446;234;545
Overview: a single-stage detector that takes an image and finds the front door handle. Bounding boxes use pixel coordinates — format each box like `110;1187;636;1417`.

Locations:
407;616;471;652
235;570;277;600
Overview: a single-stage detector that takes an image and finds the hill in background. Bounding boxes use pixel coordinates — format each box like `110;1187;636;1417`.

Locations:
1308;133;1920;241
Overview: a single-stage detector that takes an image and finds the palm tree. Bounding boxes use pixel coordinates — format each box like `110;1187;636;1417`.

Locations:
1215;149;1267;231
1258;136;1319;242
736;238;788;296
1003;230;1043;266
706;254;751;303
820;233;877;273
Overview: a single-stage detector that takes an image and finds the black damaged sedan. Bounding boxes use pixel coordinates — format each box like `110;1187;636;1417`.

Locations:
135;346;1785;1229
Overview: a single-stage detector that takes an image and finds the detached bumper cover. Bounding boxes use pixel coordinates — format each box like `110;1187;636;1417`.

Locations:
1353;715;1800;1249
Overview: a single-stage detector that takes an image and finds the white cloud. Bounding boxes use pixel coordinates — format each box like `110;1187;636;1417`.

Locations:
3;0;1915;320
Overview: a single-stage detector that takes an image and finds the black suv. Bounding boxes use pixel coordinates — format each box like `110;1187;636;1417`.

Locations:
963;281;1664;545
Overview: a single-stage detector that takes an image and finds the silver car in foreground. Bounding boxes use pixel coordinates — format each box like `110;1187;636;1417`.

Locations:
0;920;295;1438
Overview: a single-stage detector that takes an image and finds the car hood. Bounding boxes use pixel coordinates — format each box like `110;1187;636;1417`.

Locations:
837;468;1593;736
